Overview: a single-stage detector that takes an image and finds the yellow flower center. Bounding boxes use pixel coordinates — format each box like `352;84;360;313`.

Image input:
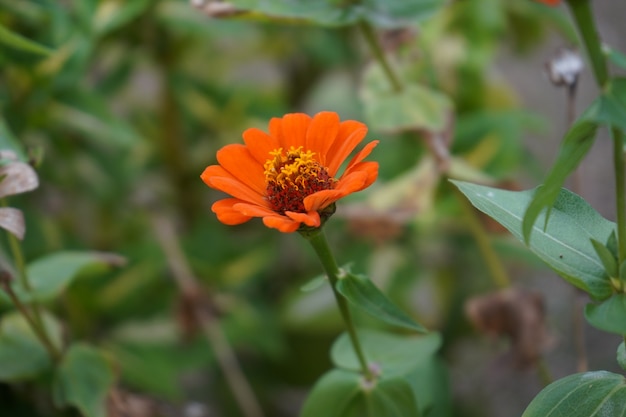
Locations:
263;146;335;214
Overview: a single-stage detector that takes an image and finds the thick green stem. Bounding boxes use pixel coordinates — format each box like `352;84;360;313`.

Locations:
358;21;403;93
613;128;626;267
303;229;373;379
566;0;609;88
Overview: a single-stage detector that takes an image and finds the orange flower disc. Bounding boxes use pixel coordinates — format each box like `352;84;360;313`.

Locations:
201;111;379;233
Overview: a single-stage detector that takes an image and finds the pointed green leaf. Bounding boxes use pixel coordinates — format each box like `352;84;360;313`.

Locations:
1;251;124;305
53;343;115;417
584;293;626;335
453;181;615;299
606;46;626;71
331;329;441;376
212;0;444;27
0;24;52;56
336;273;427;332
590;239;618;278
0;311;63;381
583;78;626;133
300;369;361;417
607;230;619;259
521;120;597;243
522;371;626;417
361;62;452;133
618;342;626;372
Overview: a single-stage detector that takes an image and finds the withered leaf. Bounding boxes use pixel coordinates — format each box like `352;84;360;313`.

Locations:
0;207;25;240
0;161;39;198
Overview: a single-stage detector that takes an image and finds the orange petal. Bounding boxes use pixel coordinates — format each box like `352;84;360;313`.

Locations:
342;161;378;191
269;117;284;145
263;215;300;233
285;210;320;227
201;165;267;207
212;198;252;225
242;128;280;164
217;144;266;195
280;113;311;149
306;111;339;165
303;189;345;212
232;202;276;218
334;170;368;194
343;140;379;174
326;121;368;177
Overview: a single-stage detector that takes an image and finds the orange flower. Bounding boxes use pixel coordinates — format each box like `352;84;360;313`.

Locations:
201;111;379;233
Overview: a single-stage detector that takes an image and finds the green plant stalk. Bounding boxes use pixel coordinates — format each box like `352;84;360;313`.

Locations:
358;21;403;93
2;199;47;334
566;0;608;88
304;229;373;379
455;191;510;288
0;281;61;362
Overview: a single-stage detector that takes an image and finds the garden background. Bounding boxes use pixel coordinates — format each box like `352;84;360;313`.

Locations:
1;0;625;416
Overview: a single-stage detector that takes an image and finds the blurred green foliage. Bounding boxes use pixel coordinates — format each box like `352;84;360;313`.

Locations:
0;0;577;416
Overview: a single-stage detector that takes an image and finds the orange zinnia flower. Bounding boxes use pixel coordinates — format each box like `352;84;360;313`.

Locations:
201;111;379;233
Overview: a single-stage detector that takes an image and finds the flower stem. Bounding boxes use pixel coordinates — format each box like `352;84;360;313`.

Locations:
358;21;403;93
566;0;609;88
303;229;373;379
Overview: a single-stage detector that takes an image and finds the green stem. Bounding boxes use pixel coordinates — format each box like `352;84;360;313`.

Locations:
613;128;626;267
455;190;510;288
566;0;609;88
0;279;61;362
303;229;373;379
358;21;403;93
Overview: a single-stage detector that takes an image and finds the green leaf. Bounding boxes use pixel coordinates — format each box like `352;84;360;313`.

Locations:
49;94;143;149
584;293;626;335
336;273;427;332
453;181;615;299
0;119;27;161
590;239;618;278
0;311;63;381
0;24;52;56
53;343;115;417
606;47;626;71
300;369;361;417
583;78;626;133
618;342;626;372
300;274;328;292
522;371;626;417
214;0;444;27
521;120;597;243
93;0;152;36
300;368;419;417
361;62;452;133
331;329;441;376
1;251;124;305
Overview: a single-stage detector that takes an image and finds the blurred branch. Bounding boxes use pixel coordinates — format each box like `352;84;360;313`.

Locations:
150;213;265;417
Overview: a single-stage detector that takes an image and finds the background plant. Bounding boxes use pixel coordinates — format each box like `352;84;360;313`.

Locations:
0;0;624;416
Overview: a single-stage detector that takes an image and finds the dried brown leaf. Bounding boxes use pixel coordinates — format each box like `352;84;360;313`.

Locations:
465;288;552;367
0;161;39;198
0;207;25;240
